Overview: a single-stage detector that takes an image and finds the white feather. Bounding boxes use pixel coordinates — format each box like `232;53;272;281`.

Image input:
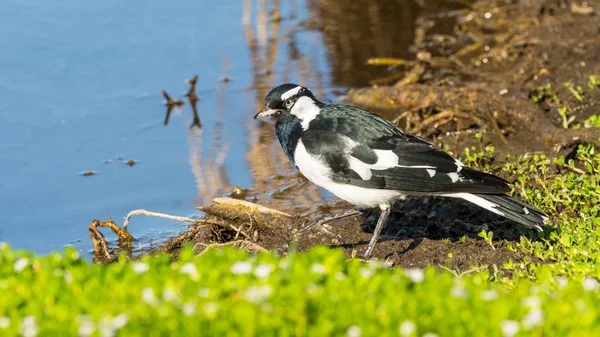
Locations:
454;158;464;172
371;149;399;169
294;140;405;207
291;96;321;130
281;86;303;100
426;169;436;177
347;157;373;180
442;193;505;217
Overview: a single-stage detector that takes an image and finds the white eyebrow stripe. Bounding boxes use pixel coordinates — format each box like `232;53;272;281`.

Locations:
281;86;303;100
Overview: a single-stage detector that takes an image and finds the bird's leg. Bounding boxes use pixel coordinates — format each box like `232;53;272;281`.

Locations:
363;204;391;259
299;209;362;238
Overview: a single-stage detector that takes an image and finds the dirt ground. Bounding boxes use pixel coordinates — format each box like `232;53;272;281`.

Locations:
151;195;542;270
93;0;600;270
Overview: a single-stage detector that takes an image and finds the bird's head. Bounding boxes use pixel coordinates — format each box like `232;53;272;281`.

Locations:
254;83;319;119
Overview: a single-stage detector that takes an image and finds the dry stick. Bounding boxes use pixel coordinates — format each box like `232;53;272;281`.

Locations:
229;223;251;240
195;240;268;256
123;209;198;230
420;110;472;128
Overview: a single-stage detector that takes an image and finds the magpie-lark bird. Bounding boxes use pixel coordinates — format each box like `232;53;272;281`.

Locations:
255;83;549;258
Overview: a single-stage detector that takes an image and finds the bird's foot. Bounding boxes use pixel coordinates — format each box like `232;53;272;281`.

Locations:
298;209;362;239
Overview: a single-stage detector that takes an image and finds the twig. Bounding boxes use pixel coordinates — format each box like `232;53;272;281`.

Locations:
420;110;474;128
123;209;198;230
229;223;251;240
559;163;587;175
195;240;268;256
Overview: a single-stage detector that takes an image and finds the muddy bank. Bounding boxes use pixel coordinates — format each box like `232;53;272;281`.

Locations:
91;0;599;270
342;0;600;156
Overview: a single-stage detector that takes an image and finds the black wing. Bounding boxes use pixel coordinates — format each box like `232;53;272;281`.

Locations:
302;104;510;194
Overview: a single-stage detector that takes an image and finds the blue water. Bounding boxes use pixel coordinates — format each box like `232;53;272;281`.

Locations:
0;0;335;253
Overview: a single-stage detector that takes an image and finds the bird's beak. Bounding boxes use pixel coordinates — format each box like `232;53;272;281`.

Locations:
254;108;281;119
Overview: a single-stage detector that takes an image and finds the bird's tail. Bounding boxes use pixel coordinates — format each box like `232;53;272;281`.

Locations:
446;193;549;230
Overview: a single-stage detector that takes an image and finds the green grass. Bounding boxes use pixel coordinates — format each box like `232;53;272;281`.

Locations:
1;140;599;336
531;75;600;129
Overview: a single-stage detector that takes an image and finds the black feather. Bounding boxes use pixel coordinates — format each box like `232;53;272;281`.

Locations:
302;104;511;194
275;113;302;165
475;194;547;229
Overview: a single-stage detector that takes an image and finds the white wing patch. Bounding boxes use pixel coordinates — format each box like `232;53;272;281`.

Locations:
454;158;464;172
281;86;303;100
291;96;321;130
447;172;460;183
342;136;439;181
371;149;399;169
294;139;405;208
348;157;373;180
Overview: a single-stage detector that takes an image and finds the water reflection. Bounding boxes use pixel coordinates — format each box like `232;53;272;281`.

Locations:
0;0;473;253
244;0;325;215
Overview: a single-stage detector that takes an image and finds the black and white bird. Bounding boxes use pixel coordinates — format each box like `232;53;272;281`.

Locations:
254;83;548;258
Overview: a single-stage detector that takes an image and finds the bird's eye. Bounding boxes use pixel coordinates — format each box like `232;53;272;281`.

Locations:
284;99;293;108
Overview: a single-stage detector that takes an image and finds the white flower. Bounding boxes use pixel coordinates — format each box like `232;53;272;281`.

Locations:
254;264;273;279
399;320;416;337
142;288;158;305
132;262;149;274
583;277;599;291
310;264;326;274
20;316;38;337
67;250;80;260
335;272;346;280
522;308;544;329
480;289;499;301
14;258;29;273
422;333;439;337
556;276;568;289
77;315;95;337
450;286;468;299
404;268;424;283
346;325;362;337
521;296;541;308
359;268;375;279
231;261;252;275
202;302;219;315
97;317;114;337
163;287;179;302
63;271;74;283
245;285;272;303
111;314;128;330
180;263;199;281
182;303;197;316
0;316;10;329
500;320;519;337
198;288;210;298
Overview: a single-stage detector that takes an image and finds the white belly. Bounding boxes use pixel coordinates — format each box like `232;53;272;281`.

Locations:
294;140;405;208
